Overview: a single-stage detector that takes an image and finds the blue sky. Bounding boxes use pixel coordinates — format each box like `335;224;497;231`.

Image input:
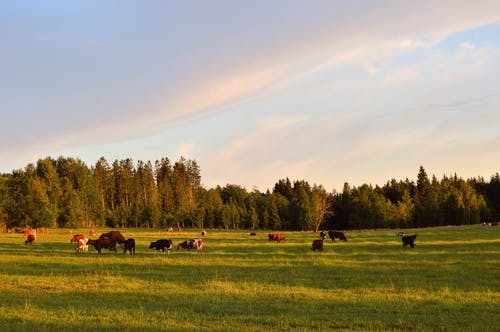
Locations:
1;1;500;191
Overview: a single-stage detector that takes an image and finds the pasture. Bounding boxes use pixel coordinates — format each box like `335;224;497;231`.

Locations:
0;225;498;331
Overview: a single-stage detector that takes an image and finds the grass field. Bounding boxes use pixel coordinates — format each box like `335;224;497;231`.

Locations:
0;225;498;331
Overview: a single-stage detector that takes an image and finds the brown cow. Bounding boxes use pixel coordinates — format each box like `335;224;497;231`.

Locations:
87;238;117;254
268;233;286;243
311;239;324;252
70;234;85;243
99;231;126;244
23;228;36;240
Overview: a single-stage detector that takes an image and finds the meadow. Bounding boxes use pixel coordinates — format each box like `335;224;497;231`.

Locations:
0;225;498;331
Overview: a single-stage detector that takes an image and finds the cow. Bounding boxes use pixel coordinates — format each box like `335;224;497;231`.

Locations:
268;233;286;242
402;234;417;248
311;239;324;252
397;231;405;237
319;230;326;240
250;232;257;236
87;238;117;254
99;231;126;245
25;234;35;245
328;230;347;242
201;230;207;237
76;238;89;253
149;239;174;253
70;234;85;243
123;238;135;254
23;228;36;240
89;230;96;236
177;239;204;252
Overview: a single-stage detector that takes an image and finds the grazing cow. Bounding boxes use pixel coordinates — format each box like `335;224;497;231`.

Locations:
70;234;85;243
268;233;286;242
25;234;35;245
76;238;89;253
87;238;117;254
149;239;174;253
99;231;126;245
328;230;347;242
89;230;96;236
319;230;326;240
123;238;135;254
177;239;204;252
250;232;257;236
201;230;207;237
311;239;324;252
402;234;417;248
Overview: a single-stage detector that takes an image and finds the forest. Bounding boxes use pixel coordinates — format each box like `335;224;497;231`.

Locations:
0;156;499;231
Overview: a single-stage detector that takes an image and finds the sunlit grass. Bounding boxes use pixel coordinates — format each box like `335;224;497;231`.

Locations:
0;225;498;331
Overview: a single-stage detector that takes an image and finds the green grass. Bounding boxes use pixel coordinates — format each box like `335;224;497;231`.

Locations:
0;225;498;331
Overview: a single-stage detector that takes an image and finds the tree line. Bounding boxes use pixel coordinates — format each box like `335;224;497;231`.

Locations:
0;157;499;231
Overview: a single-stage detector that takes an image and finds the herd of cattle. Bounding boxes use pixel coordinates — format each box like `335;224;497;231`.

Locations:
21;228;417;253
66;230;205;254
270;229;417;252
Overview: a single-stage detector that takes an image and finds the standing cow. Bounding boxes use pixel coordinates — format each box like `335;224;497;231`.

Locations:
268;233;286;243
402;234;417;248
177;239;204;252
328;230;347;242
71;234;85;243
23;228;36;243
25;234;36;245
149;239;174;253
87;238;117;254
311;239;324;252
76;238;89;253
123;238;135;254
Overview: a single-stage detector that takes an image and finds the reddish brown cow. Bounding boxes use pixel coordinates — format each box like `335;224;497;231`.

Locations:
23;228;36;239
70;234;85;243
268;233;286;243
311;239;324;252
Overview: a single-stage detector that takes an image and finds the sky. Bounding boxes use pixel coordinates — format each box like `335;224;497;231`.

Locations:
1;1;500;192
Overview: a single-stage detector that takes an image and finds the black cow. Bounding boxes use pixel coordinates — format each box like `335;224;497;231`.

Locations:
328;230;347;242
122;238;135;254
402;234;417;248
149;239;173;253
25;234;35;245
319;230;326;240
87;238;117;254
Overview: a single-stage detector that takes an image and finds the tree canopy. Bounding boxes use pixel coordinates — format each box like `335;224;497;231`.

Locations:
0;157;497;230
